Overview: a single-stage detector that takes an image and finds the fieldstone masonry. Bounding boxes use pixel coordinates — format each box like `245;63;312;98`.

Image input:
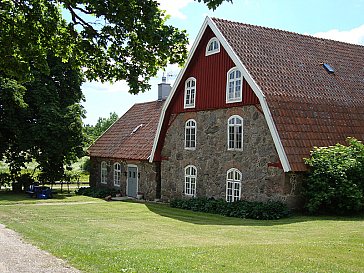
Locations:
90;157;158;200
161;105;302;208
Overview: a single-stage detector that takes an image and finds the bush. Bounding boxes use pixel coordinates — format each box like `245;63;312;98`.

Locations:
75;186;118;198
170;197;290;220
303;137;364;215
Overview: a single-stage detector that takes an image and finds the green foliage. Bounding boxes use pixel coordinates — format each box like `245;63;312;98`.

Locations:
195;0;232;10
13;173;35;192
81;157;91;173
303;138;364;215
170;197;290;220
1;0;231;94
84;112;118;145
75;186;118;198
1;53;85;181
1;0;187;94
0;172;12;188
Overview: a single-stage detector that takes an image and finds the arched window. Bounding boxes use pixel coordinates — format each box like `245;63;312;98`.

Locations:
184;77;196;108
185;119;196;149
226;168;242;202
206;37;220;56
226;67;242;103
101;161;107;184
113;162;121;186
228;115;243;150
185;165;197;196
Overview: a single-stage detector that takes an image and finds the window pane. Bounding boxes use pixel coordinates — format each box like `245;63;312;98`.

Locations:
229;72;235;80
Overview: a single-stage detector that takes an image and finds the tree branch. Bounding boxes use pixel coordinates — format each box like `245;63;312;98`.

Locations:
64;3;97;34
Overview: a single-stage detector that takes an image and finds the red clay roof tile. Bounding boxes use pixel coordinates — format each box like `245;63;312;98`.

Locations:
88;101;164;161
213;18;364;171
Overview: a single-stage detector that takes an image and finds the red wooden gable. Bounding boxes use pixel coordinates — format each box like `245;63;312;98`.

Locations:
169;26;259;114
153;26;259;161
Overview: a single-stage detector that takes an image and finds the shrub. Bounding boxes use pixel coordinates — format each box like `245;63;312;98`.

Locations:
170;197;290;220
303;137;364;215
75;186;118;198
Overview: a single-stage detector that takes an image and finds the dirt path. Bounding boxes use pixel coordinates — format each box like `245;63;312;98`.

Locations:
0;224;80;273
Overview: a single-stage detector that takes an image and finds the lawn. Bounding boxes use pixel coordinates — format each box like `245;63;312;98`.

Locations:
0;193;363;273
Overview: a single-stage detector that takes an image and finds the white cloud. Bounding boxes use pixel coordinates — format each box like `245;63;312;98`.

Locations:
157;0;193;20
313;24;364;45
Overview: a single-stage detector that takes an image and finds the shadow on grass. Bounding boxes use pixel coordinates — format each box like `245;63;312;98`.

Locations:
145;202;364;226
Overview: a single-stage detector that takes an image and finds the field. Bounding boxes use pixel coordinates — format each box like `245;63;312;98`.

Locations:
0;192;363;272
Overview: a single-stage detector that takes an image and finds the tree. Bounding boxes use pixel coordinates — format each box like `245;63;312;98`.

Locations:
84;112;119;145
1;0;231;94
1;53;86;182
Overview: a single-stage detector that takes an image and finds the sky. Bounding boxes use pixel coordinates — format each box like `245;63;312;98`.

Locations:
82;0;364;125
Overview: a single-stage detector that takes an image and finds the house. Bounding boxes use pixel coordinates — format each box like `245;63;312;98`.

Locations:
89;17;364;208
88;79;171;199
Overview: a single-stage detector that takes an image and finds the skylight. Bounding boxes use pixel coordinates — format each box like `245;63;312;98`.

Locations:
323;63;334;74
131;124;143;134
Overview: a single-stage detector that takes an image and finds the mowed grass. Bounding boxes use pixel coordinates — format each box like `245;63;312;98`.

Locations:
0;194;363;273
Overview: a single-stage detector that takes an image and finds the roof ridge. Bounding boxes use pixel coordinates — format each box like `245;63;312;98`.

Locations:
211;17;364;48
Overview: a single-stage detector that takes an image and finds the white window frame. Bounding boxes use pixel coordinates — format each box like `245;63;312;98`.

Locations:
184;77;196;109
226;67;243;103
113;162;121;186
100;161;107;184
226;168;242;202
205;37;220;56
227;115;243;151
184;165;197;196
185;119;196;150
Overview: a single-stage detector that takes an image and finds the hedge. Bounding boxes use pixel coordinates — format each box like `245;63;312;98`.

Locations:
170;197;290;220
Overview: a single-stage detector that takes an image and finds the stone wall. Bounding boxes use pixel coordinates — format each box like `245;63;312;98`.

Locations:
89;157;159;200
161;105;302;208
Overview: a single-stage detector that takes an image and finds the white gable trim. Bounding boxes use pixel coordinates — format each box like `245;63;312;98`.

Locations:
150;17;291;172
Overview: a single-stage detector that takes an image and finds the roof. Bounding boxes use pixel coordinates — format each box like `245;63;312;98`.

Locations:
88;100;164;161
212;18;364;171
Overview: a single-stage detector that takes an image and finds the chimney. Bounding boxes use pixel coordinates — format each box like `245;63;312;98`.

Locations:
158;76;172;101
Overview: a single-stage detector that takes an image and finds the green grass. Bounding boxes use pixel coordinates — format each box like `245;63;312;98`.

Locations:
0;193;363;273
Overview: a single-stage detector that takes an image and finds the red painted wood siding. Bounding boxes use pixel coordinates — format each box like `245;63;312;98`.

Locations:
154;26;259;161
169;26;259;114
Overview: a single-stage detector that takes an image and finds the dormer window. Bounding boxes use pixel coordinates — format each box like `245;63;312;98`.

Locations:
206;37;220;56
226;67;242;103
184;77;196;108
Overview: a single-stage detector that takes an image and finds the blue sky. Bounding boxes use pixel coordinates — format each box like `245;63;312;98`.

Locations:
82;0;364;125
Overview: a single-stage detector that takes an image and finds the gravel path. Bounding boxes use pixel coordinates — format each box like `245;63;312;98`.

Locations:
0;224;80;273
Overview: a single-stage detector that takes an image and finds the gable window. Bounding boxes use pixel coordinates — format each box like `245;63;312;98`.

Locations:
184;77;196;108
185;119;196;149
101;161;107;184
226;168;242;202
113;162;121;186
228;115;243;150
206;37;220;56
226;67;242;103
185;165;197;196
